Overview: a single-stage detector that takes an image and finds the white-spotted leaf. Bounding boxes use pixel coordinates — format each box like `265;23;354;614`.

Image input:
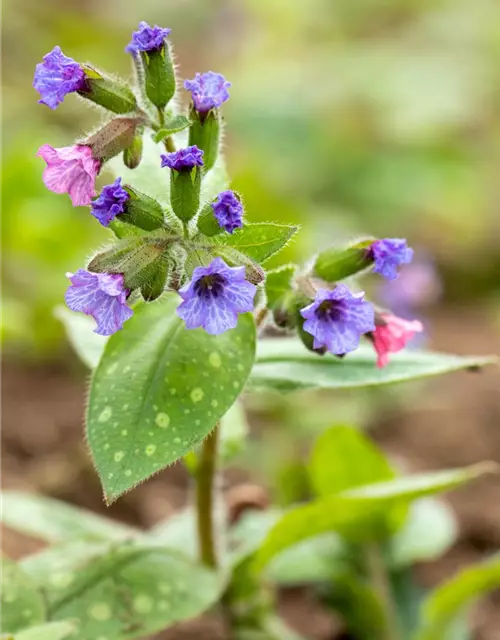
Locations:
1;558;46;634
44;544;223;640
87;293;256;503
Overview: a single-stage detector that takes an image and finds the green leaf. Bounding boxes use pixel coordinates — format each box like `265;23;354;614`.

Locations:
1;558;46;633
153;115;191;141
210;223;299;264
414;557;500;640
255;464;495;571
389;498;458;568
44;544;223;640
309;426;395;497
325;574;386;640
265;265;296;308
54;307;106;370
14;621;77;640
87;293;256;503
1;491;138;543
251;338;496;392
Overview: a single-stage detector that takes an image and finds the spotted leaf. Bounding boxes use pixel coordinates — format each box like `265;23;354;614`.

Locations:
42;544;223;640
87;292;256;503
1;558;46;634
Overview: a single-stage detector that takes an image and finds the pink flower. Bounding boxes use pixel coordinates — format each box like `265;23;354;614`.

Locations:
36;144;100;206
372;313;423;368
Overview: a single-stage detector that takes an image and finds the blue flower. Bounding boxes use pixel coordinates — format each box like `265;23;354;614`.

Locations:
91;178;130;227
161;146;204;171
368;238;413;281
300;285;375;355
33;46;85;110
176;257;256;334
184;71;231;113
126;22;171;53
212;190;243;234
65;270;133;336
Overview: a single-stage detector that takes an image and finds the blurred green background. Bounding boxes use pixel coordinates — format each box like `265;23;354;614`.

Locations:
3;0;500;356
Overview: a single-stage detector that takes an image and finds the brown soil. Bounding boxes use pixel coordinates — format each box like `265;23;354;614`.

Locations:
2;306;500;639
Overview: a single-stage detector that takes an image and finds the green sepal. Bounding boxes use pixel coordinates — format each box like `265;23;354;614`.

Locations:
122;133;143;169
314;238;375;282
265;265;297;328
140;259;168;301
210;244;265;285
170;167;202;222
88;236;175;291
85;117;142;162
79;65;138;113
197;201;221;237
120;186;165;231
141;46;175;109
154;115;191;141
188;108;220;172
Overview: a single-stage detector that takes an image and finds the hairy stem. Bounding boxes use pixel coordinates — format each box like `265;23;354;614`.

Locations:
366;543;402;640
196;424;219;568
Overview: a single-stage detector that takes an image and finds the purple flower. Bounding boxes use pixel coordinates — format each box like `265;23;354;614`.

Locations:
65;269;133;336
91;178;130;227
184;71;231;113
126;22;171;53
161;146;204;172
212;190;243;234
177;257;256;335
368;238;413;281
33;46;85;109
37;144;100;206
300;285;375;355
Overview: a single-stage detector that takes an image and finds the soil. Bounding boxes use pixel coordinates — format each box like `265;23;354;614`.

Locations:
2;306;500;639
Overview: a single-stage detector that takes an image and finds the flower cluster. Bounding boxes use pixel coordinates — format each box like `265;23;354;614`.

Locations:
160;146;204;171
33;46;85;109
33;21;422;368
212;190;244;233
184;72;231;113
91;178;129;227
126;22;171;53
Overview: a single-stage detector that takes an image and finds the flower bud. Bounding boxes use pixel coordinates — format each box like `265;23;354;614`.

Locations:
160;147;204;222
123;133;143;169
85;117;143;163
314;238;374;283
79;66;137;114
141;260;168;301
188;108;220;172
127;23;175;109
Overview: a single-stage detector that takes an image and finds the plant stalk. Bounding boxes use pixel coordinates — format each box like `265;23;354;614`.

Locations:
196;424;219;568
366;543;402;640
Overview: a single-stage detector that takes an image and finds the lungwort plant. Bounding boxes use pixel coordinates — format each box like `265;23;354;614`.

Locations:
2;21;499;640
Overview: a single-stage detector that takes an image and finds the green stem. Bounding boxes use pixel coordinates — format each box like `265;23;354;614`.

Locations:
156;107;165;127
366;543;402;640
196;424;219;568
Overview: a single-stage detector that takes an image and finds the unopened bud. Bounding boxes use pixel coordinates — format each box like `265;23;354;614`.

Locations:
265;265;297;329
197;201;222;237
123;134;143;169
